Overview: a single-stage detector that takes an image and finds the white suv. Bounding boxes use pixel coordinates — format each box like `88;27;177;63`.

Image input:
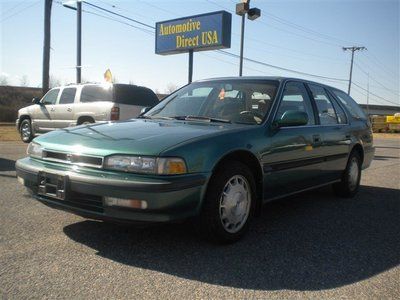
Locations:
16;83;159;142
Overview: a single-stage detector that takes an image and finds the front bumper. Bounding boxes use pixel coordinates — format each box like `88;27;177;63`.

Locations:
16;157;209;223
16;118;20;130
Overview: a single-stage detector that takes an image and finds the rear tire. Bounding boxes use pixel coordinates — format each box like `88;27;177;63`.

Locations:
19;119;33;143
196;161;256;244
333;151;362;198
77;117;94;125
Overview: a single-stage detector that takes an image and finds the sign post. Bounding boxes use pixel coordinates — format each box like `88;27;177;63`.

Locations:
155;11;232;83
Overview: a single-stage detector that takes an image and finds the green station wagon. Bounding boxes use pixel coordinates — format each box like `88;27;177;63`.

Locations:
16;77;374;243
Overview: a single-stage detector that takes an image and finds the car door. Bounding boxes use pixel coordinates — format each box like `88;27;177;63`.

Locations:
307;84;350;182
32;88;60;132
54;87;77;128
261;81;325;200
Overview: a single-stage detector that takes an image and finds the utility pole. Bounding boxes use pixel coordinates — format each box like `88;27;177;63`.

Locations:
77;0;82;84
343;46;366;95
239;14;245;76
42;0;52;95
367;72;370;116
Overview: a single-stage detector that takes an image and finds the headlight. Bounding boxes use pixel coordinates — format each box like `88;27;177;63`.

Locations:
27;142;43;159
104;156;187;175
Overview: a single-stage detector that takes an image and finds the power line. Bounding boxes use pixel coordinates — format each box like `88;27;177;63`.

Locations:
352;82;399;106
217;50;348;82
0;1;41;23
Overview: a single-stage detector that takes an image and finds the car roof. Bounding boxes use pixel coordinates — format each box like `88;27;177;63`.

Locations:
196;76;344;93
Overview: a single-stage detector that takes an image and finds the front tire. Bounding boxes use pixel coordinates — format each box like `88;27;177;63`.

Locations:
197;162;256;244
333;151;362;198
19;119;34;143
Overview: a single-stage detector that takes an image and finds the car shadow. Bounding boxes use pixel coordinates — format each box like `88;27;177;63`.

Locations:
63;185;400;291
0;158;15;172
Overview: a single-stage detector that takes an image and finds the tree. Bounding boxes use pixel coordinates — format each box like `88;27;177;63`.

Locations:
165;83;178;94
0;75;9;86
49;75;61;88
20;75;29;87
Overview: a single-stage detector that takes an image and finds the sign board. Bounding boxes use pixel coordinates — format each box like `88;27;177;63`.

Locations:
155;11;232;55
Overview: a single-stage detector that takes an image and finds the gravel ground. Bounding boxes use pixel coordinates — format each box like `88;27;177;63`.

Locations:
0;137;399;299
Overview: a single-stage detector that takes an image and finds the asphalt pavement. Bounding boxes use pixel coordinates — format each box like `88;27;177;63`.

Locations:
0;137;399;299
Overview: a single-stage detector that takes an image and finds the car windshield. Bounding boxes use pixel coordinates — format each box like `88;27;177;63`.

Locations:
145;79;279;124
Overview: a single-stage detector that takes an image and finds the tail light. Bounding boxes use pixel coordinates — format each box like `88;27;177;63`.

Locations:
111;106;120;121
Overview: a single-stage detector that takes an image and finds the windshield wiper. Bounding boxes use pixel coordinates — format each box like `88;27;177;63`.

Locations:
174;115;231;123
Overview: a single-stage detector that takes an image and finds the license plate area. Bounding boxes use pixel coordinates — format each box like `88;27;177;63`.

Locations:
38;172;68;200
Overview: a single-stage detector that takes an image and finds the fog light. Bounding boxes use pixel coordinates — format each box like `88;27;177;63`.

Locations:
104;197;147;209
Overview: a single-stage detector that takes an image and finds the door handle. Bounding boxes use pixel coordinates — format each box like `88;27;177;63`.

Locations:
50;108;55;112
313;134;321;143
67;108;72;112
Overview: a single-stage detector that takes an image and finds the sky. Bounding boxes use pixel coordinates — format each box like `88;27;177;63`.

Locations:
0;0;399;106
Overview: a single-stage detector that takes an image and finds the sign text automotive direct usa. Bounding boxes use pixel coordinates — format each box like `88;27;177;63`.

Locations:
155;11;231;55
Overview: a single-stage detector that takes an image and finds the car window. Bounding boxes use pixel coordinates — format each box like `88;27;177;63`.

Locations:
331;89;367;120
80;85;113;103
146;80;279;125
113;84;159;106
59;88;76;104
41;88;59;105
329;93;348;124
275;82;315;125
308;84;338;125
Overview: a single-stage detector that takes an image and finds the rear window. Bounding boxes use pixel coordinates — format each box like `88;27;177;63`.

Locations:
114;84;159;106
331;89;367;120
80;85;113;103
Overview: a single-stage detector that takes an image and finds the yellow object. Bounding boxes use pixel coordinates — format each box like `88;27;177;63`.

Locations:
104;69;113;83
386;115;400;123
305;145;313;151
167;161;187;174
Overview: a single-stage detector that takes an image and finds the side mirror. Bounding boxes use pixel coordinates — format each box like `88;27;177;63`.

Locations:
139;106;151;116
275;110;308;127
32;97;41;105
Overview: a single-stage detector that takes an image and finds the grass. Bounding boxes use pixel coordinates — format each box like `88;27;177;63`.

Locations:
0;123;20;141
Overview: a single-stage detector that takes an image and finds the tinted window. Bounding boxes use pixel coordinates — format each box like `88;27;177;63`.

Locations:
114;84;159;106
59;88;76;104
80;85;113;103
331;89;367;120
329;93;347;124
146;80;279;125
42;88;59;105
276;82;315;125
309;84;338;125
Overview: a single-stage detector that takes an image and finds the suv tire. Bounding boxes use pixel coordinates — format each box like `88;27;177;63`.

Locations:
19;119;34;143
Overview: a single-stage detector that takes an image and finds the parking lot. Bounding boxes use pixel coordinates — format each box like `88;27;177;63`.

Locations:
0;136;399;299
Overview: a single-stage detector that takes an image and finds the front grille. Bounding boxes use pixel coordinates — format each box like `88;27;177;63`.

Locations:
42;150;103;168
41;191;104;213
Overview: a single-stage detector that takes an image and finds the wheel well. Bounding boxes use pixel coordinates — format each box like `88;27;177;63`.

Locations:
18;115;31;129
213;150;263;213
351;144;364;164
77;116;94;125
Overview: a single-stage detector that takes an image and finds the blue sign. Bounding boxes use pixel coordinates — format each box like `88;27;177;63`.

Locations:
155;11;232;55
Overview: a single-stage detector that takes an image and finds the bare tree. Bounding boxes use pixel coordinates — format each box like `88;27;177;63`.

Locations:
49;74;61;88
0;75;9;86
165;83;178;94
20;75;29;86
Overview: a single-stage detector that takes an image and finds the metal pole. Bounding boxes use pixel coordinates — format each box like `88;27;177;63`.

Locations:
348;49;355;95
367;73;370;116
42;0;52;95
239;14;245;76
188;49;193;83
77;1;82;83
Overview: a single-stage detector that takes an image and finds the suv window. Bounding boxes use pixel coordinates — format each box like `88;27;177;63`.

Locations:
114;84;159;106
42;88;59;105
309;84;338;125
331;89;367;120
59;88;76;104
275;82;315;125
81;85;113;103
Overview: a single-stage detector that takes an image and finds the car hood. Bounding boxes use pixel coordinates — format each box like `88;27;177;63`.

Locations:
34;119;246;157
